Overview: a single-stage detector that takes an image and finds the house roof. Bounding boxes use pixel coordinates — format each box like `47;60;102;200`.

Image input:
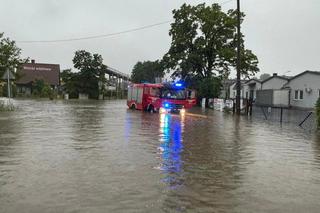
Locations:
231;80;246;90
286;70;320;81
245;78;261;84
16;63;60;86
261;75;290;84
282;70;320;88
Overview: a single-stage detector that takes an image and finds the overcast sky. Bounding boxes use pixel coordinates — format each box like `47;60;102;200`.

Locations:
1;0;319;78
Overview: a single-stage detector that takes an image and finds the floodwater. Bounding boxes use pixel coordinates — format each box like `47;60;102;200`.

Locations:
0;99;320;213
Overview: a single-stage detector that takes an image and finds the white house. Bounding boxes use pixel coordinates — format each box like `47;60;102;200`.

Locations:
283;70;320;109
243;79;261;100
229;80;246;99
229;79;261;100
261;73;289;90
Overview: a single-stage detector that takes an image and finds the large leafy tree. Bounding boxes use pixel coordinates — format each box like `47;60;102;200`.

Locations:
0;33;28;77
131;60;164;83
162;3;259;89
72;50;107;99
60;69;80;98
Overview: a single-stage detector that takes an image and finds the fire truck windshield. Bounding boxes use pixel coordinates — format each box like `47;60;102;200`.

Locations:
161;89;186;100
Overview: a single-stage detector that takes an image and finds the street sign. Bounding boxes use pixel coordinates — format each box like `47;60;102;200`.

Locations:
1;69;15;80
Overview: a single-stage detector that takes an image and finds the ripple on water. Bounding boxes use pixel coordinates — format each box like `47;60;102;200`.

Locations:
0;99;320;212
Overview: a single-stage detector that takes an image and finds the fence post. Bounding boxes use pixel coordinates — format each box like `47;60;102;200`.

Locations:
233;99;235;114
280;107;283;123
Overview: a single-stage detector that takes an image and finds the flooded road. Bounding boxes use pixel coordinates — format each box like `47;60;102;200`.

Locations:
1;100;320;213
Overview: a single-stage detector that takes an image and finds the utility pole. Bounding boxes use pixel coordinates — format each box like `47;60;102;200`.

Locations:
236;0;241;115
7;71;10;99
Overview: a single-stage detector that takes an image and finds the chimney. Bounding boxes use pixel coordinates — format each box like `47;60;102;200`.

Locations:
273;73;277;76
31;59;35;64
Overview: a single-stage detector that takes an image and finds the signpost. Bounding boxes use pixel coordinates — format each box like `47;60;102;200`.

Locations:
1;68;15;100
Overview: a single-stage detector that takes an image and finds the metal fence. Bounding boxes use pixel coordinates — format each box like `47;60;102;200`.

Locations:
251;105;317;131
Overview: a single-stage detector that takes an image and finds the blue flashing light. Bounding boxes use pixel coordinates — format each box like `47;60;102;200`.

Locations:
164;103;170;108
175;83;182;87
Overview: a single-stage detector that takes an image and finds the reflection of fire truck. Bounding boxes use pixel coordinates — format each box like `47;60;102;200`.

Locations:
127;82;196;113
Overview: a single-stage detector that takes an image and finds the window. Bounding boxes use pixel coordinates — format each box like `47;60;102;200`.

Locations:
294;90;303;100
150;88;160;97
160;89;186;100
300;90;303;99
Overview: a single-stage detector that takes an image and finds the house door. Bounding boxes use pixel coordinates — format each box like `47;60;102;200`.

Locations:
249;90;254;99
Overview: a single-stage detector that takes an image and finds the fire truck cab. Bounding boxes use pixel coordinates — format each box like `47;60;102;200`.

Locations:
127;82;196;113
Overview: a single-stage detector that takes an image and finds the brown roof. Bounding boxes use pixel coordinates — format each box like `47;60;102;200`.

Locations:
16;63;60;86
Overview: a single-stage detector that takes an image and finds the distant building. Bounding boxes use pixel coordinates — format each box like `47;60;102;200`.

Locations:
229;80;246;99
229;79;261;100
261;73;290;90
243;79;261;100
16;60;60;95
283;71;320;109
220;79;235;99
256;70;320;109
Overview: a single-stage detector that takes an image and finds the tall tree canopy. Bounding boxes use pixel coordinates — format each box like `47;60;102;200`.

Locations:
72;50;107;99
260;73;271;81
162;3;259;82
131;60;164;83
0;33;28;77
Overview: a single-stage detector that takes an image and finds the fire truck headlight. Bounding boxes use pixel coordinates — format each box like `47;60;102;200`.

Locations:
180;108;186;115
159;107;166;114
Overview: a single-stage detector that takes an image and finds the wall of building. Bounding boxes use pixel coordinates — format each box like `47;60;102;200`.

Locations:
229;83;244;99
244;81;261;100
262;77;288;90
287;73;320;109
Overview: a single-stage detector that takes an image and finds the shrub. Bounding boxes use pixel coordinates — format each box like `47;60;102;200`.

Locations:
32;79;54;98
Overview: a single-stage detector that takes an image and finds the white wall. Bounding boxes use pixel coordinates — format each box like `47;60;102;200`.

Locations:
244;80;262;99
287;72;320;109
262;77;288;90
273;89;290;106
229;82;244;99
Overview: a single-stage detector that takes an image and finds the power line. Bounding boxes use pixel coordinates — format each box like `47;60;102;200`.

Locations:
17;20;172;44
16;0;235;44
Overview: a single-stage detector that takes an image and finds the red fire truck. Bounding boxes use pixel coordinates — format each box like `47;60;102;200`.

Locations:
127;82;196;113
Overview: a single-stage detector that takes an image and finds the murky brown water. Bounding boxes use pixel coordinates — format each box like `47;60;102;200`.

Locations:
1;99;320;213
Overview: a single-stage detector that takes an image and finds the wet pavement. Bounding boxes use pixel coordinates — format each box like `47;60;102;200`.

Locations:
0;99;320;213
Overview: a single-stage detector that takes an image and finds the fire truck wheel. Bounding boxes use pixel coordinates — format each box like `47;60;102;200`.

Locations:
130;104;136;110
148;105;155;113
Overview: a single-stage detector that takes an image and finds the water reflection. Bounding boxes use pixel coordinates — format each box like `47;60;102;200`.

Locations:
158;113;185;188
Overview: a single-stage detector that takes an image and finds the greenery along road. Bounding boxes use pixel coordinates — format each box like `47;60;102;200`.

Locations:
132;3;259;100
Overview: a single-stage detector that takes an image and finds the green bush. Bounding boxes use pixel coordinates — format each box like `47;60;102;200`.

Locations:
32;79;54;98
316;97;320;129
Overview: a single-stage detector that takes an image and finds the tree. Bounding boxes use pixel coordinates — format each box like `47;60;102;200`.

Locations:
32;79;53;98
0;33;28;77
60;69;80;98
72;50;107;99
131;60;164;83
197;76;222;100
260;73;271;81
162;3;259;92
